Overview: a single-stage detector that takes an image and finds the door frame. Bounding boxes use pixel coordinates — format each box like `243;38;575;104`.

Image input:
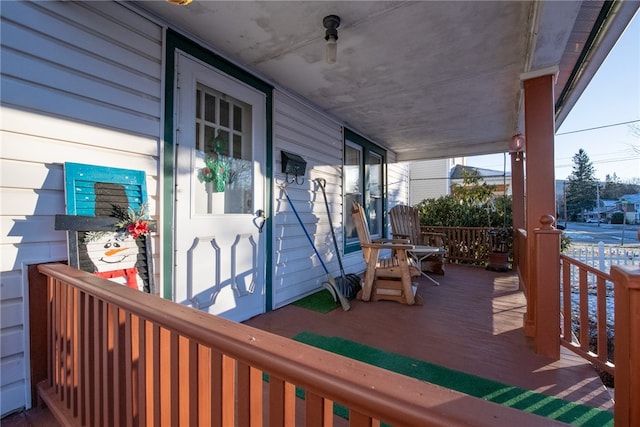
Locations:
163;29;274;310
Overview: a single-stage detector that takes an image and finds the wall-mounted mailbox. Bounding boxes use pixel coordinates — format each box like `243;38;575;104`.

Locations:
281;150;306;184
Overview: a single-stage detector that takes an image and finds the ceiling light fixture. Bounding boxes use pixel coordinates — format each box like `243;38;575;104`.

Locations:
323;15;341;64
166;0;192;5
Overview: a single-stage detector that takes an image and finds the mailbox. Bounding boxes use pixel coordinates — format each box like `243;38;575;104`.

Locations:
281;151;306;183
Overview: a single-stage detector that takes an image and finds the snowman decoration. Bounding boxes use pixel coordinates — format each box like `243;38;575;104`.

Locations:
84;231;144;291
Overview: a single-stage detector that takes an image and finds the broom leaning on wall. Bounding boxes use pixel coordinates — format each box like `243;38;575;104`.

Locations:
314;178;362;299
281;185;350;311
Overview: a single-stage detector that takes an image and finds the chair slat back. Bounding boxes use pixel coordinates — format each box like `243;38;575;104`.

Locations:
389;205;422;244
351;202;373;262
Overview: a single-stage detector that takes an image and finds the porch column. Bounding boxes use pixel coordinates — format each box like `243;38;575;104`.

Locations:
510;153;525;275
533;216;560;359
510;153;525;231
522;68;558;353
610;265;640;427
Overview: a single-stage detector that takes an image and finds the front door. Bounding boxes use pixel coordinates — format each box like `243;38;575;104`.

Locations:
174;53;266;322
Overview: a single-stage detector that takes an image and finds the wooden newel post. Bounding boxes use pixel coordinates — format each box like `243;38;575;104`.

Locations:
27;264;51;406
533;215;561;359
610;265;640;427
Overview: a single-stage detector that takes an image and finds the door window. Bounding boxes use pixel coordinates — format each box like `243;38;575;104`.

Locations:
194;84;253;214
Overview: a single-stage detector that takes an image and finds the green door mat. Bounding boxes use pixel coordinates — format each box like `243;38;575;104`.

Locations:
292;290;338;313
293;332;612;427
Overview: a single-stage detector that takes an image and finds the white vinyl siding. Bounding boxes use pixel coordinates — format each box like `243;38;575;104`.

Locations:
0;1;162;415
409;159;452;205
272;91;351;307
387;159;410;234
271;92;408;309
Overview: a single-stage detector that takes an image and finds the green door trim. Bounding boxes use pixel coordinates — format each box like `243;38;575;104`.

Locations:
163;29;274;311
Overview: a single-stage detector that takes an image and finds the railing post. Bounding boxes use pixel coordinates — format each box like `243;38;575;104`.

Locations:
533;215;561;359
610;265;640;427
27;263;55;407
598;242;605;271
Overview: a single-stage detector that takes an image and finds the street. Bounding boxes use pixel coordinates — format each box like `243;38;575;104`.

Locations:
559;222;640;245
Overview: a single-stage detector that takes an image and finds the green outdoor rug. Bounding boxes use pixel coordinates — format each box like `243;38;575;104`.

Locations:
291;290;338;313
293;332;613;427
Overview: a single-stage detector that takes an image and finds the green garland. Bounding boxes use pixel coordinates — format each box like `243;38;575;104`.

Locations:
198;156;229;192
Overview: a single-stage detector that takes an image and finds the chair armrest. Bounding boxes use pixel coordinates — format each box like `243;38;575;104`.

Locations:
410;245;446;254
373;238;411;244
360;242;415;250
391;232;410;240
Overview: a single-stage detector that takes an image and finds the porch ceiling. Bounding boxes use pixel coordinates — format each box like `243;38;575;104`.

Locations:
132;1;637;161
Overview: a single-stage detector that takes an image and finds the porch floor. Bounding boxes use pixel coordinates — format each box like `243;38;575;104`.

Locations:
245;264;614;412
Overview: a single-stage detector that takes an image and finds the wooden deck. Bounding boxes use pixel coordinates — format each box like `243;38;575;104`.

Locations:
246;264;614;412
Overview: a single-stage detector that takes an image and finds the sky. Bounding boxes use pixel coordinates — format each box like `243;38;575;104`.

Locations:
467;11;640;183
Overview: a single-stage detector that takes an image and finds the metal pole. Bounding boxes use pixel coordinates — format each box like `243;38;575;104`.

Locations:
563;182;568;227
596;182;600;226
622;201;627;245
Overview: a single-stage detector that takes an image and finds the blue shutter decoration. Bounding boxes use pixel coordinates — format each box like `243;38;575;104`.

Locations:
56;162;154;293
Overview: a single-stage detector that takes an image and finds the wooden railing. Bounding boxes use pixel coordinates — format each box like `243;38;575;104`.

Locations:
610;265;640;426
32;263;564;427
559;254;614;376
513;228;527;288
421;226;513;265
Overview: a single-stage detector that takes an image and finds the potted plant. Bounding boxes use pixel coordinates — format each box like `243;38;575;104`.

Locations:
486;228;511;272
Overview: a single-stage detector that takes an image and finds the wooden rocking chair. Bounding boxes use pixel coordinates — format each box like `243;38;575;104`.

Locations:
351;202;422;305
389;204;447;281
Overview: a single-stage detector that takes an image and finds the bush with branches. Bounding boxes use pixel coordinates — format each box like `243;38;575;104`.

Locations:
414;170;512;228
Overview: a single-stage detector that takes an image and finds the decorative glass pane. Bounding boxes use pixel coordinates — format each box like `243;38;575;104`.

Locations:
204;126;217;156
196;89;201;119
217;130;230;156
204;93;216;122
233;134;242;158
220;99;230;127
233;105;242;131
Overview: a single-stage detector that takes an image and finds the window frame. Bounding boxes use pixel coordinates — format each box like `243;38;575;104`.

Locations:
343;129;387;254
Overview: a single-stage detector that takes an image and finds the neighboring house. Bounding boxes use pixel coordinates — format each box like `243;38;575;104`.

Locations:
0;1;408;414
580;199;615;222
408;158;459;204
601;200;620;221
409;159;510;205
449;164;512;196
618;193;640;224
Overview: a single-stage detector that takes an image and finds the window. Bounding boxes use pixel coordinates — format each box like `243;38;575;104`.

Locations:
195;84;253;214
343;129;386;252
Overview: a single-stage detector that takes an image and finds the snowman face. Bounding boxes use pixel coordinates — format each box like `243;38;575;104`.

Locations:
85;232;138;271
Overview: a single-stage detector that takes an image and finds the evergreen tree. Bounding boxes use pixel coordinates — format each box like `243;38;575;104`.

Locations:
565;149;597;219
601;173;622;199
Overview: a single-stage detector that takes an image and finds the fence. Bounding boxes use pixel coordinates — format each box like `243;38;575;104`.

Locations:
559;255;614;375
421;226;513;265
564;242;640;272
559;243;639;374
